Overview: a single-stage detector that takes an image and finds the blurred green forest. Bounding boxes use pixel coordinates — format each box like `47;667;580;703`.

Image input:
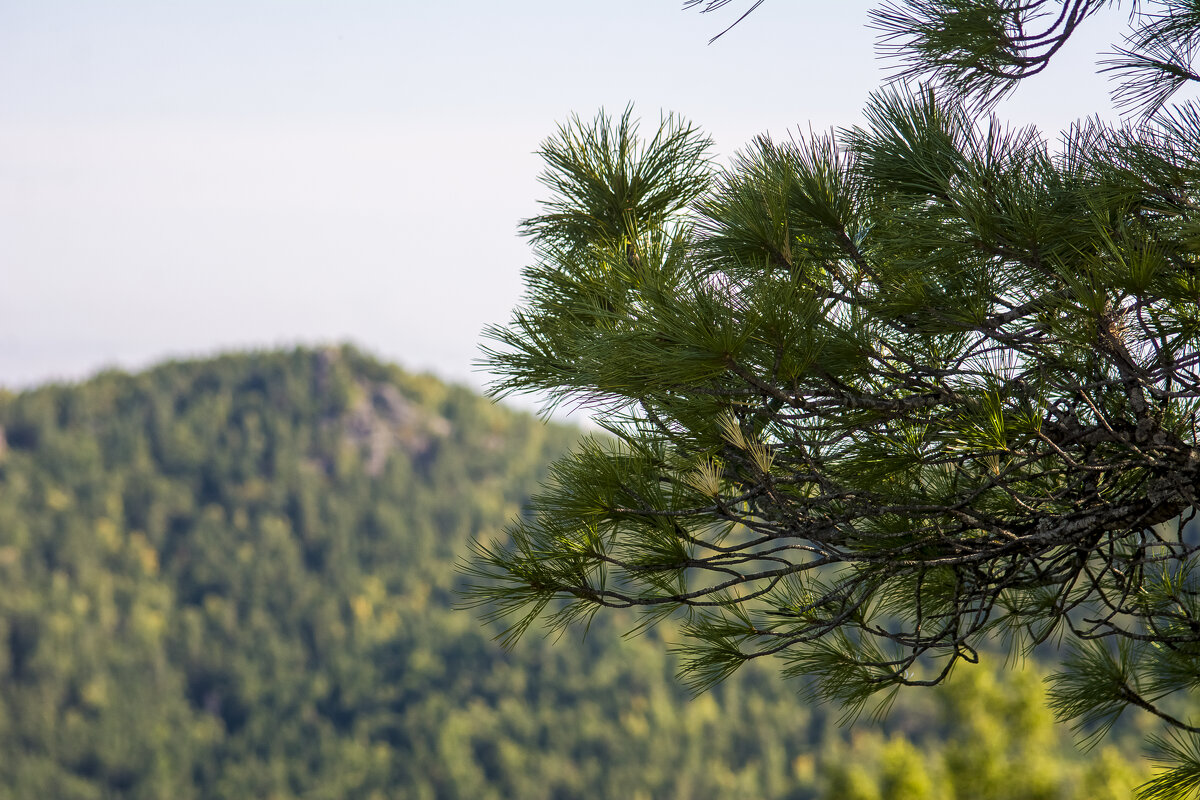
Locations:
0;346;1157;798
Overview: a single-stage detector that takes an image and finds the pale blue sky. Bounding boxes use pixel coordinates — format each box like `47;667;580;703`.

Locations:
1;1;1134;404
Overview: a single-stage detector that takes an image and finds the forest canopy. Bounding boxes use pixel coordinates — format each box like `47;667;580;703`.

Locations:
0;347;1153;798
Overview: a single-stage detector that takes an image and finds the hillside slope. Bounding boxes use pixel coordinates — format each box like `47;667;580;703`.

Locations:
0;347;1149;799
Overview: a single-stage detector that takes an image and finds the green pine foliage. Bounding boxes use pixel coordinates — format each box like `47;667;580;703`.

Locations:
474;89;1200;794
695;2;1200;120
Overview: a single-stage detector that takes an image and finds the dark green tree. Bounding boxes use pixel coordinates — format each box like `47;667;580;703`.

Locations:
470;4;1200;797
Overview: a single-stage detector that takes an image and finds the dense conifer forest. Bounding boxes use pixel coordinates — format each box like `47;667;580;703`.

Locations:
0;346;1158;798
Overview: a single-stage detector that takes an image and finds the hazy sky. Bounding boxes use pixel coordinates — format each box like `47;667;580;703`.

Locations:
2;1;1135;405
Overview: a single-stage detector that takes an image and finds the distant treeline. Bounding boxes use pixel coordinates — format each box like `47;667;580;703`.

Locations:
0;346;1151;799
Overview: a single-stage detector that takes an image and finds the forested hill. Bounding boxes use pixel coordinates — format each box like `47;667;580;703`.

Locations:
0;347;1150;799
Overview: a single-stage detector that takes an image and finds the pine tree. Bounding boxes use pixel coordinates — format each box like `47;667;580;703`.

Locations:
469;4;1200;796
